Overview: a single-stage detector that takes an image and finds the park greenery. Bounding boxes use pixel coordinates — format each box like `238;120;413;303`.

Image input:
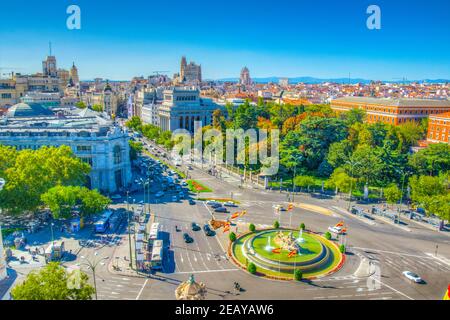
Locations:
11;262;95;300
126;116;174;149
126;100;449;220
0;145;109;218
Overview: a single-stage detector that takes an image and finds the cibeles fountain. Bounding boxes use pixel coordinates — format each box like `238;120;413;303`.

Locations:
235;228;344;279
274;230;301;253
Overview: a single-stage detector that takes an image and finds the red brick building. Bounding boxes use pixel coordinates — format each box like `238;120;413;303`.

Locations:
331;97;450;125
427;112;450;144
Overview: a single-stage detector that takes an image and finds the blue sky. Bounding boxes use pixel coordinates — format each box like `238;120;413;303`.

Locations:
0;0;449;80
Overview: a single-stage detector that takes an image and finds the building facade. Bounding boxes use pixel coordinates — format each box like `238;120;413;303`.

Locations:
180;56;202;84
427;112;450;144
239;67;252;86
158;87;222;132
0;103;132;193
331;97;450;125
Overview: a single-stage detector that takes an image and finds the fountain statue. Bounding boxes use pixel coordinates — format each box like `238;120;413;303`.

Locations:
274;231;301;252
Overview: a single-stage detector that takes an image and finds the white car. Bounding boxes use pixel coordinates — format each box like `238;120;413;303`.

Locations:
155;191;164;198
328;226;344;234
172;195;178;201
402;271;422;283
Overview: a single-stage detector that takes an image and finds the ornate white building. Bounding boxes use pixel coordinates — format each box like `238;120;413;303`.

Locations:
158;87;222;132
0;103;132;193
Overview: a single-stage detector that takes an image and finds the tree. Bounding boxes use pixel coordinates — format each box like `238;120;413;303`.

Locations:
75;101;87;109
273;220;280;229
409;175;447;205
248;262;257;274
324;232;332;240
229;232;237;242
409;143;450;176
294;269;303;281
384;184;402;206
11;262;95;300
41;186;110;219
339;244;346;254
325;168;355;193
293;175;315;191
125;116;143;132
299;223;305;230
129;140;143;161
249;223;256;232
341;108;366;126
78;187;111;217
0;146;90;215
423;194;450;222
91;104;103;112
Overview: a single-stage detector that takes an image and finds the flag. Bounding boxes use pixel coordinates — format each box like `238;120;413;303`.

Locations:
288;250;297;258
272;247;281;254
231;212;240;220
335;221;344;227
341;228;347;233
287;203;294;211
444;284;450;300
240;210;247;217
223;225;230;233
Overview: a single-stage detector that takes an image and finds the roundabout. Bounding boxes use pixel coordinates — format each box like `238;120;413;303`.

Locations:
230;228;344;280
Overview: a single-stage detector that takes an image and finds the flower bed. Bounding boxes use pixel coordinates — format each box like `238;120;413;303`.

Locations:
187;180;212;193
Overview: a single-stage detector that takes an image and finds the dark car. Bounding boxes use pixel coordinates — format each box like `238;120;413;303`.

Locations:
211;203;222;209
191;222;201;231
203;224;214;236
189;199;196;205
214;207;228;213
183;233;193;243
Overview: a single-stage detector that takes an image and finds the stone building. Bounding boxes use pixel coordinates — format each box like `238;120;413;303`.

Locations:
0;103;132;193
158;87;222;132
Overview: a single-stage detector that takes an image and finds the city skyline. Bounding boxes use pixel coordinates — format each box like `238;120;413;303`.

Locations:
1;0;449;81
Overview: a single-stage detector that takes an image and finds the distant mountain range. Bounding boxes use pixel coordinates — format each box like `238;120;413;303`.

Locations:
215;77;450;84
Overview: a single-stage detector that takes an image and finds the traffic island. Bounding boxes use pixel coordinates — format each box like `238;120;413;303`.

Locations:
229;228;344;280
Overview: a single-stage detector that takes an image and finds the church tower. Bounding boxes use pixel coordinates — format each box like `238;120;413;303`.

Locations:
180;56;187;81
70;62;80;85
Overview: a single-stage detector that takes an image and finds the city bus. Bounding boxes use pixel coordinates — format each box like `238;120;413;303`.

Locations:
150;239;164;270
94;210;113;233
147;222;160;248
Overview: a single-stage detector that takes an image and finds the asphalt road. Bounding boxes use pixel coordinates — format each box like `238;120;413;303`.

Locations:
61;138;450;300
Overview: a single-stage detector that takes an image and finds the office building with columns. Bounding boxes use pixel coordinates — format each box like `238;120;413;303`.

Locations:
158;87;222;132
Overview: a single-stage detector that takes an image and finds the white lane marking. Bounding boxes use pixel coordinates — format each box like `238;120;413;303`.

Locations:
353;247;435;259
135;279;148;300
372;278;414;300
168;268;239;275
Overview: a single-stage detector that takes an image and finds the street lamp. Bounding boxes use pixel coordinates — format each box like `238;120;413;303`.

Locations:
125;191;133;268
291;155;303;202
80;252;108;300
346;160;361;211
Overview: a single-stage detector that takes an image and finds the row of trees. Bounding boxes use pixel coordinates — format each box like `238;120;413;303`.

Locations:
211;100;449;220
0;145;109;217
126;116;173;149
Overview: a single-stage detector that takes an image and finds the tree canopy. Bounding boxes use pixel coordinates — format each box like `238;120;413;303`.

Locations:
11;262;95;300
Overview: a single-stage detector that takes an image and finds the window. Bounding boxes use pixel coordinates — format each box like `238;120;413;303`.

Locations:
77;145;92;152
113;145;122;164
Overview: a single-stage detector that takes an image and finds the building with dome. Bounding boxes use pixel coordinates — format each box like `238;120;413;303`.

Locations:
175;274;207;300
0;103;132;193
